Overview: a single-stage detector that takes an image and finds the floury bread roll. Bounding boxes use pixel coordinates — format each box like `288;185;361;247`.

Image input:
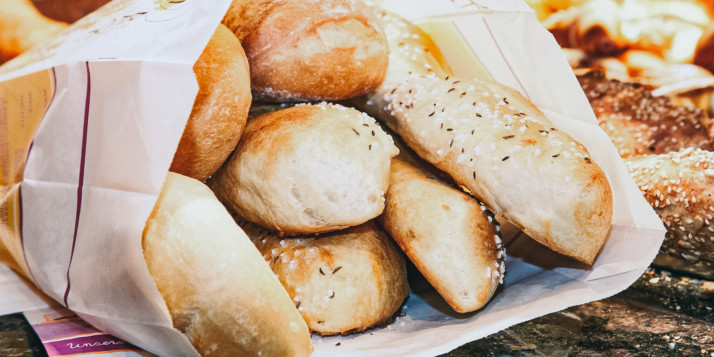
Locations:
380;159;504;313
221;0;388;102
356;9;613;264
209;103;398;235
241;220;409;335
0;0;67;64
142;172;312;356
624;148;714;278
169;24;252;181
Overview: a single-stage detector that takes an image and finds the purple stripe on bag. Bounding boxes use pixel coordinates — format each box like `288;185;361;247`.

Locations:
63;62;92;308
43;334;140;356
481;18;531;101
32;318;97;341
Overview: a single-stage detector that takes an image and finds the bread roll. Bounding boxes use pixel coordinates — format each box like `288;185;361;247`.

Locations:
209;103;398;236
241;220;409;335
142;172;312;356
356;10;613;264
577;71;712;158
222;0;388;102
380;159;503;313
624;148;714;278
169;24;251;182
0;0;66;64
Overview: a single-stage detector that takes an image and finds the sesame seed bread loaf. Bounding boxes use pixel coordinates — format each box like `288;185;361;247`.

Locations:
624;148;714;278
142;172;312;357
222;0;388;102
208;103;399;236
240;220;409;336
356;9;613;264
577;71;712;158
169;24;252;182
380;159;503;313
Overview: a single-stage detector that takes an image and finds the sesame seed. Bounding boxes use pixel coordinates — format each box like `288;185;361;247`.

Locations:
502;156;509;161
352;128;360;135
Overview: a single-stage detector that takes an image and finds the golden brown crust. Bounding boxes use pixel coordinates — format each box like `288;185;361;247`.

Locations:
169;24;251;182
0;0;66;64
241;220;409;336
142;173;312;357
577;71;713;158
624;148;714;275
208;103;398;236
356;10;613;264
224;0;389;102
380;159;503;313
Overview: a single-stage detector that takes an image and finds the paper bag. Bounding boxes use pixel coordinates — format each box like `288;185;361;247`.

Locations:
0;0;665;356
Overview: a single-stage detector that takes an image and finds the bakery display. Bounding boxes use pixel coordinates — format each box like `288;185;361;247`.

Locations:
1;0;680;355
209;103;398;236
169;24;252;182
241;219;409;336
143;172;313;357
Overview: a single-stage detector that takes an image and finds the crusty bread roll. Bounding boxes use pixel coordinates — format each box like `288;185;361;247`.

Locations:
0;0;66;64
222;0;388;102
356;9;613;264
241;219;409;336
209;103;398;236
624;148;714;278
577;71;712;158
380;159;503;313
169;24;251;182
142;172;312;356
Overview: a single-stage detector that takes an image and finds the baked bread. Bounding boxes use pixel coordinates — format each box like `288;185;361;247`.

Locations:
169;24;251;182
624;148;714;278
209;103;398;235
142;172;312;356
0;0;66;64
356;9;613;264
241;219;409;336
380;159;503;313
577;71;712;158
222;0;388;102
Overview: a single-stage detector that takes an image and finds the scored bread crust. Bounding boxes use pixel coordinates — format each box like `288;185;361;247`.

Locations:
356;9;613;264
142;173;312;357
380;159;503;313
169;24;252;181
208;103;398;236
241;220;409;336
624;148;714;275
223;0;389;102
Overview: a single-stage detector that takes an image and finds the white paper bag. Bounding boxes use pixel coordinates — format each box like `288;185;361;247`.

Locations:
0;0;665;356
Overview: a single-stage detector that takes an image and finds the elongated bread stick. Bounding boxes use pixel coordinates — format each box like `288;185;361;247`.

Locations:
356;9;613;264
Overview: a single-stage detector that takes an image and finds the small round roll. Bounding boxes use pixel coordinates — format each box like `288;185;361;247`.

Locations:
242;220;409;336
143;172;312;357
169;24;251;181
209;103;399;236
223;0;389;102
